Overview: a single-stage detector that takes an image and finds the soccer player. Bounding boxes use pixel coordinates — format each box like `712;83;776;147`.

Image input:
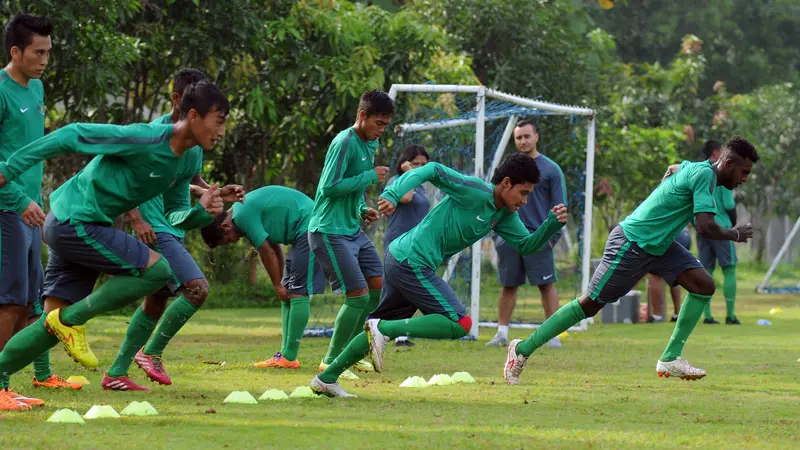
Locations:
101;71;245;391
696;139;739;325
487;120;567;349
504;136;758;386
0;82;229;401
383;145;431;348
308;90;393;380
310;153;567;397
646;227;691;322
200;186;326;368
0;14;80;412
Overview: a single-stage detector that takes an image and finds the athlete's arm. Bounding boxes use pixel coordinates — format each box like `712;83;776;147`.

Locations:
379;163;487;215
494;205;567;255
165;178;221;230
257;241;288;301
125;208;157;245
317;139;387;198
695;212;751;242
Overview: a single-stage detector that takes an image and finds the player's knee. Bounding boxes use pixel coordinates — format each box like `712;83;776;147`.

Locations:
367;276;383;291
457;315;472;334
695;277;716;296
578;295;603;317
144;256;172;283
183;279;209;307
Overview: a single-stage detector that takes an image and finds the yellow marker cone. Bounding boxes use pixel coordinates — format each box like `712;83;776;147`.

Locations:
66;375;90;385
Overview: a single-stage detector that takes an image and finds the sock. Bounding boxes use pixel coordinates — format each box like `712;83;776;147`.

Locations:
0;316;58;381
660;293;711;362
60;258;171;326
497;325;509;339
32;349;52;382
0;373;7;389
349;289;381;342
723;265;736;319
283;296;310;362
516;299;586;357
319;332;369;384
279;301;291;354
377;314;468;340
322;294;369;365
143;296;198;357
107;307;158;377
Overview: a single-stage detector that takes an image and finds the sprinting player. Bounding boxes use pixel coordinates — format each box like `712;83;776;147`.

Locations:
101;71;245;391
504;136;758;386
308;90;393;380
310;153;567;397
696;139;739;325
646;227;691;322
383;145;431;348
200;186;326;368
0;14;80;413
0;82;229;398
487;120;567;349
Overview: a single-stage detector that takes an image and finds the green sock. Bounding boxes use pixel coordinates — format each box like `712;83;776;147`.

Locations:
60;258;172;326
279;301;291;354
0;316;58;382
377;314;467;340
143;296;198;357
723;265;736;319
283;297;310;362
660;293;711;362
322;294;369;365
0;373;8;389
108;307;158;377
32;349;52;382
516;299;586;357
319;332;369;384
349;290;381;342
703;267;715;319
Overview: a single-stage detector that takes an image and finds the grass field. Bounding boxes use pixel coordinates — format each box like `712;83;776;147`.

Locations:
2;273;799;449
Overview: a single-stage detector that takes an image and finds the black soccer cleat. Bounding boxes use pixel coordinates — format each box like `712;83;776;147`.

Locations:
703;317;720;324
725;317;741;325
395;339;415;348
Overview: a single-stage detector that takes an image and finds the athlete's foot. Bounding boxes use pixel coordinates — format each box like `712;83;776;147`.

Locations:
44;309;99;368
394;338;415;348
254;352;300;369
352;359;374;373
503;339;529;385
486;333;508;347
310;375;357;398
364;318;388;373
101;373;151;391
656;358;707;380
0;389;31;411
134;349;173;385
32;375;83;390
319;360;359;380
670;314;679;322
725;317;741;325
703;317;720;324
5;388;44;407
546;336;562;349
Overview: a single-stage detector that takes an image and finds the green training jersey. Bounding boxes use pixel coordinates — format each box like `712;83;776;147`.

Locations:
620;160;717;256
137;114;203;238
308;127;378;235
0;71;45;214
380;163;564;270
232;186;314;249
712;185;735;228
0;122;209;228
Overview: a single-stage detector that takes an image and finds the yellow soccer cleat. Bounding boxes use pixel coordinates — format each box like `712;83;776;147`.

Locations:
352;358;374;373
44;309;99;368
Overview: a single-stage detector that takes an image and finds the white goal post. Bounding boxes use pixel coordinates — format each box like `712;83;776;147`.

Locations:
757;215;800;294
388;84;596;338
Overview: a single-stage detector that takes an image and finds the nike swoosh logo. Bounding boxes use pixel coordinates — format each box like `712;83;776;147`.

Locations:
543;274;553;280
150;172;162;178
362;156;367;161
20;108;28;113
476;216;485;222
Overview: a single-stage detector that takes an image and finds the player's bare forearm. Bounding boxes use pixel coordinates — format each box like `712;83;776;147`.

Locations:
191;174;211;190
125;208;144;222
695;213;751;242
258;242;284;288
271;244;285;277
189;184;206;199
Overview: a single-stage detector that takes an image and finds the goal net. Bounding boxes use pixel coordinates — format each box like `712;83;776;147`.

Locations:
757;216;800;294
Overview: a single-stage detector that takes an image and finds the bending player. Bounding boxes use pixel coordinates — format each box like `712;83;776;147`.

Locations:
504;136;758;386
310;153;567;397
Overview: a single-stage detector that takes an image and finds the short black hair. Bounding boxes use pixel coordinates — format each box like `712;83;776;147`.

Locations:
174;68;207;95
515;119;538;134
179;81;230;120
4;14;52;62
395;144;430;174
725;136;760;163
200;212;228;249
358;90;394;117
490;152;540;185
701;139;723;159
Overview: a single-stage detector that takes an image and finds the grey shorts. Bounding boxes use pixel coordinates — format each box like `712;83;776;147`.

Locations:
152;232;204;295
587;226;704;304
495;236;557;287
370;252;466;322
308;231;382;293
696;233;736;269
283;232;327;296
42;212;151;305
0;211;44;316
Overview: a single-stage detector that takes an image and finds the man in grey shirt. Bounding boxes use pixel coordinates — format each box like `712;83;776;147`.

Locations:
488;119;567;348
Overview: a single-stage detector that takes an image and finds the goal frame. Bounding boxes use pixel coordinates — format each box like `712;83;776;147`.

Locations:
388;84;596;338
757;215;800;294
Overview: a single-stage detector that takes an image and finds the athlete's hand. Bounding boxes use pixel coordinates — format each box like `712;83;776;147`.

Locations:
378;197;396;216
200;184;224;216
733;223;753;243
552;204;568;224
275;284;290;302
374;166;390;183
363;208;380;225
661;164;681;182
21;200;46;227
131;217;157;246
400;161;413;173
220;185;246;203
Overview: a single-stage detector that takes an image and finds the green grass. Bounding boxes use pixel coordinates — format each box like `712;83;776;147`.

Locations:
2;274;800;449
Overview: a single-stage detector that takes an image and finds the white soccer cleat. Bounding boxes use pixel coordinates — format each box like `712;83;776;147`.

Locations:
486;333;508;347
656;357;707;381
310;375;357;398
546;336;562;349
364;318;388;373
503;339;528;386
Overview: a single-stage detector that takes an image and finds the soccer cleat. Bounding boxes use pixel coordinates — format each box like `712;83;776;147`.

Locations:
254;352;300;369
44;309;98;368
364;318;388;373
352;359;374;373
656;358;707;380
134;349;173;385
703;317;720;324
33;375;83;390
394;338;415;348
726;317;741;325
546;336;562;349
101;373;151;391
310;375;357;398
6;389;44;407
503;339;528;386
671;314;679;322
0;390;31;411
486;333;508;347
319;360;359;380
